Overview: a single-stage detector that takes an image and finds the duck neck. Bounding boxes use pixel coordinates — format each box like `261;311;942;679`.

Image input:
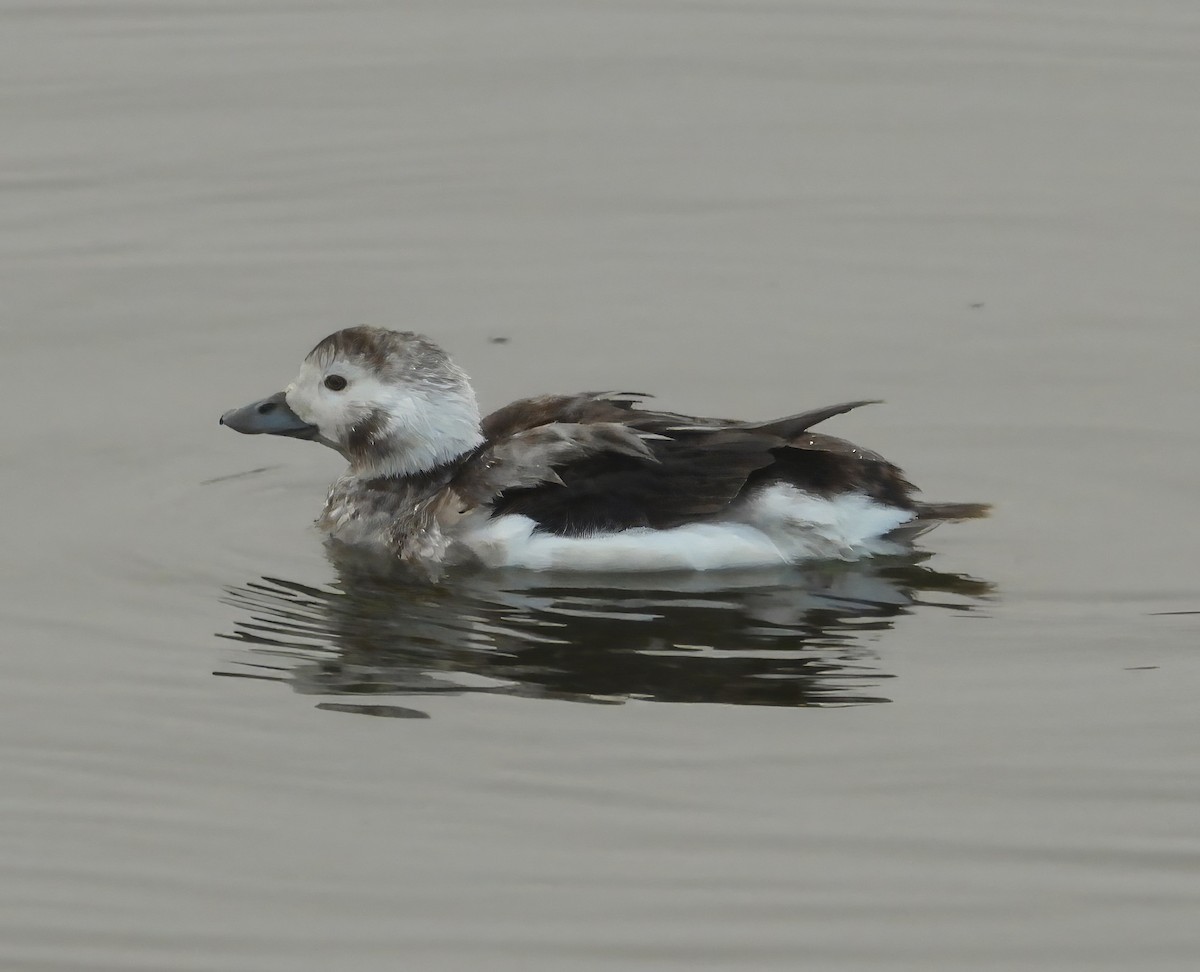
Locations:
349;433;484;481
345;385;485;481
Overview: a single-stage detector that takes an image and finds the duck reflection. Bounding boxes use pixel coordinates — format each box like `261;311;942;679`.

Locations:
216;547;991;714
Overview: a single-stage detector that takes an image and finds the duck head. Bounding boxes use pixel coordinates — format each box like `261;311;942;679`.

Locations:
221;327;484;477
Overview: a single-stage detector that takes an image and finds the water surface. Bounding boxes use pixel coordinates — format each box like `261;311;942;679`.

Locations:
3;1;1199;969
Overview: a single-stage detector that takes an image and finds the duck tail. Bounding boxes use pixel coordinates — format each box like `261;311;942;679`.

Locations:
914;502;992;522
883;501;989;543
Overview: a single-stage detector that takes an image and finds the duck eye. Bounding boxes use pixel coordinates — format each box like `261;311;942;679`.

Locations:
323;375;347;391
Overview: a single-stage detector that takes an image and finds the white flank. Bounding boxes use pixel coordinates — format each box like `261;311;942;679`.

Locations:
460;484;915;572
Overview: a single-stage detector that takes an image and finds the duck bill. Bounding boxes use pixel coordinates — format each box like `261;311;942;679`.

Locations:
220;390;318;439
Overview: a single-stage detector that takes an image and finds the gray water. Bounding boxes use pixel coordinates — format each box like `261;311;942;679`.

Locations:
4;1;1199;969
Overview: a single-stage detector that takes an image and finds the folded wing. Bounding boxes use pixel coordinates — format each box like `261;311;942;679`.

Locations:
452;394;924;537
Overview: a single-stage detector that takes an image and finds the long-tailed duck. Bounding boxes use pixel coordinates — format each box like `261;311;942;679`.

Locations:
220;327;987;572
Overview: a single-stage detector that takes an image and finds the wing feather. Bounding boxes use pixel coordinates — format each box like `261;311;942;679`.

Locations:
457;393;919;536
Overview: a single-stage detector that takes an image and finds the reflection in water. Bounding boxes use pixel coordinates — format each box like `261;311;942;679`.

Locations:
216;548;992;715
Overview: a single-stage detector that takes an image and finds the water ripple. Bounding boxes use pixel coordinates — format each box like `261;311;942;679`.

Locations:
216;548;992;714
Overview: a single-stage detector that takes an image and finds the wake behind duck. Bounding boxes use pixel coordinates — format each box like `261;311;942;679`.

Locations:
220;327;987;572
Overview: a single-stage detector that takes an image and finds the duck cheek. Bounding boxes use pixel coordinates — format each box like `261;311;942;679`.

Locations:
344;410;392;459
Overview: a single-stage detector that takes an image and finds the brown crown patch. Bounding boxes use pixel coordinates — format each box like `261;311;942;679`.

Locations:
307;327;457;385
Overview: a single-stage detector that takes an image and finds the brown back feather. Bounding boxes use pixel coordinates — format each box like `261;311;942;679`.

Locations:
461;393;921;536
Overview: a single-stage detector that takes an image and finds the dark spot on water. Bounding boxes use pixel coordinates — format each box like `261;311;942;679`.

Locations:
200;465;280;485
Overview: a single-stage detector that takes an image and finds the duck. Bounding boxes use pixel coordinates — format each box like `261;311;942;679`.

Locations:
220;326;987;573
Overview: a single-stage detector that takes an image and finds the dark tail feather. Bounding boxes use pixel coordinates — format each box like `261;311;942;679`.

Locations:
885;502;990;543
914;502;992;522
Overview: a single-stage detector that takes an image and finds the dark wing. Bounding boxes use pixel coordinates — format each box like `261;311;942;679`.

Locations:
453;420;658;509
458;394;919;537
480;392;650;440
486;430;784;535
